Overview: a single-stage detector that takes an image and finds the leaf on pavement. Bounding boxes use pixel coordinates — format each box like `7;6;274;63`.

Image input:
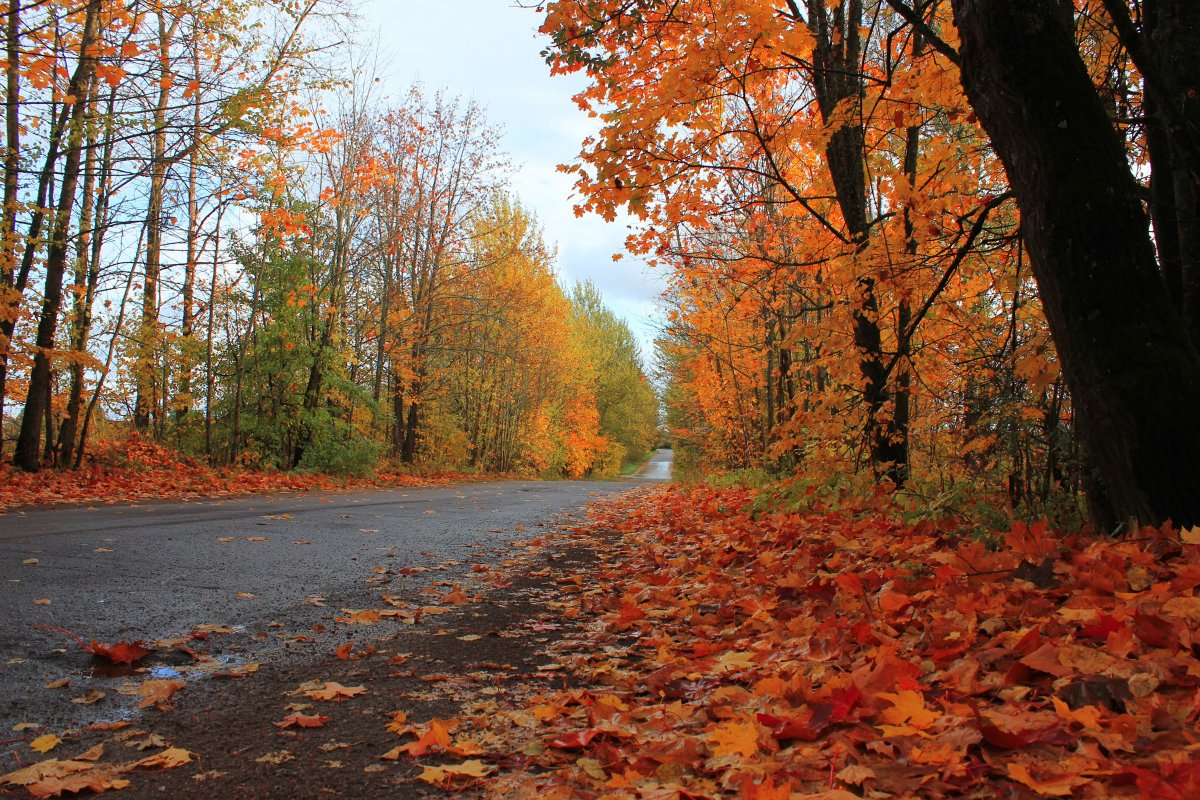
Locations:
0;759;130;798
275;712;329;729
305;681;366;701
136;679;186;710
417;760;496;787
29;734;61;754
132;747;193;770
70;690;105;705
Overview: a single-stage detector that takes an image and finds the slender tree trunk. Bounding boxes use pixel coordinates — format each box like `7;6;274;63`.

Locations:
14;0;101;471
805;0;908;483
57;75;103;468
951;0;1200;527
204;204;225;459
0;0;20;454
178;29;202;424
135;10;178;432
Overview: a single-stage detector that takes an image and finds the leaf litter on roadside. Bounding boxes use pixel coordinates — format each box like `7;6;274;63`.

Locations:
396;484;1200;799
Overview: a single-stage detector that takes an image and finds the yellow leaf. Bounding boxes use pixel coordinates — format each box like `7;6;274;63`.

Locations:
1181;526;1200;545
133;747;193;770
417;759;496;786
706;720;759;758
878;690;940;730
29;734;60;754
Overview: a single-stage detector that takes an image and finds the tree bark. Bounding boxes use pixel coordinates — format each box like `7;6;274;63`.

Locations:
805;0;908;484
1144;0;1200;346
0;0;20;453
951;0;1200;528
57;74;102;468
14;0;101;471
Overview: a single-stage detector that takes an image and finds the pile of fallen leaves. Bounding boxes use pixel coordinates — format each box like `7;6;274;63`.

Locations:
0;433;468;510
440;484;1200;798
0;739;193;798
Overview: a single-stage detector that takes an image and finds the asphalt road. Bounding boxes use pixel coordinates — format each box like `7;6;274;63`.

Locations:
0;452;672;740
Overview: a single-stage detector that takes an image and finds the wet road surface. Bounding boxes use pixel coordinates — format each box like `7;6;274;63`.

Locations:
0;476;652;737
636;448;674;480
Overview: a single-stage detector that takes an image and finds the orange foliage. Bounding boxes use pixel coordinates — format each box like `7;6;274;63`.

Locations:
466;486;1200;797
0;432;465;511
543;1;1070;496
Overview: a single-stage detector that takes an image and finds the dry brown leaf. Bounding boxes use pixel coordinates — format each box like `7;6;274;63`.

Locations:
137;679;186;710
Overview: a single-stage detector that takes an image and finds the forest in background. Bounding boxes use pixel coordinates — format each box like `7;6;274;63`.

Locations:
0;0;659;481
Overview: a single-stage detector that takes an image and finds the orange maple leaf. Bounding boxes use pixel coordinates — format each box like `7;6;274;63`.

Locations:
274;712;330;729
305;682;366;701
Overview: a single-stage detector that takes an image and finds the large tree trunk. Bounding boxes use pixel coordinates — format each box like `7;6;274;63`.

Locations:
951;0;1200;528
1143;0;1200;345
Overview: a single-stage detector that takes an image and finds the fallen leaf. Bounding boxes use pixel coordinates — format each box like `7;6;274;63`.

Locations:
235;591;257;599
255;751;293;765
33;599;50;606
216;537;234;542
1006;762;1091;796
44;679;69;689
137;679;186;710
547;729;599;750
246;536;268;542
416;759;496;786
74;745;104;762
132;747;193;770
305;682;366;701
0;759;130;797
29;734;61;754
387;718;456;757
441;587;471;605
275;713;330;729
85;721;129;732
70;690;105;705
707;720;759;758
211;662;259;679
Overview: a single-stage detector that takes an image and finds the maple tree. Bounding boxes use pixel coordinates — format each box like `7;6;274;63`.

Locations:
540;0;1197;527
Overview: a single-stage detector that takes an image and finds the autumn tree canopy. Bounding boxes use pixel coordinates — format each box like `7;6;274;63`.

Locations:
541;0;1198;527
0;0;658;481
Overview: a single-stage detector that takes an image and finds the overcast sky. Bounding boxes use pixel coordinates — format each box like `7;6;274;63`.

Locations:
355;0;668;360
